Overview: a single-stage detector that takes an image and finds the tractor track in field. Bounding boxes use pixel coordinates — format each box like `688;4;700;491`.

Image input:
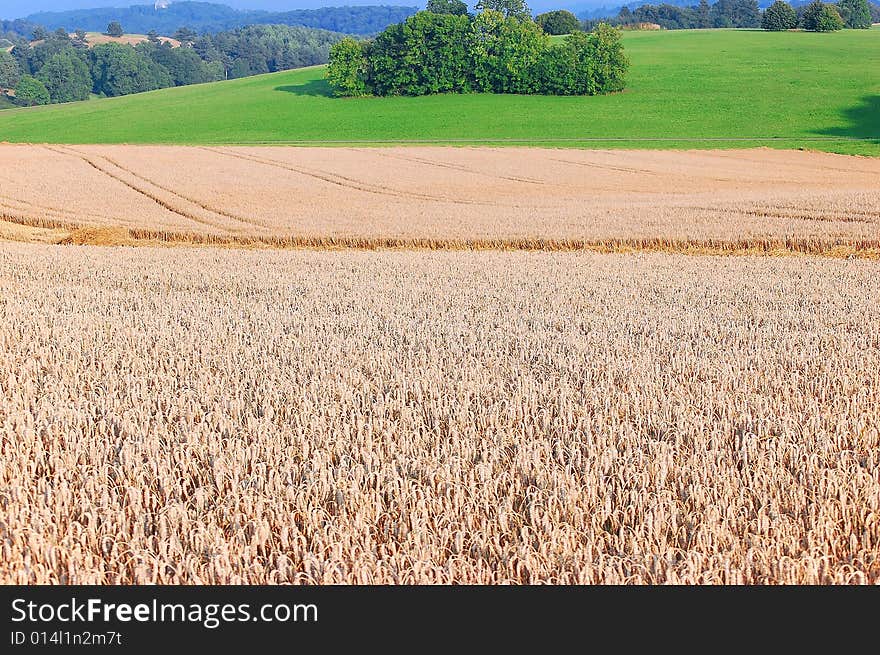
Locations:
201;147;511;208
687;206;878;225
2;145;877;255
43;145;240;234
89;151;276;231
363;149;550;186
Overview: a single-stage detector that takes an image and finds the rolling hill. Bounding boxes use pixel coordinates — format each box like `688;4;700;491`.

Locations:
0;29;877;154
23;2;420;37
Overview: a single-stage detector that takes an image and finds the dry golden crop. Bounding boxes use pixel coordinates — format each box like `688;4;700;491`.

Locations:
1;145;879;256
1;244;878;584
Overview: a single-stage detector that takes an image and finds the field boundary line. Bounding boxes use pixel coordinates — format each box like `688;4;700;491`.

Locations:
47;227;880;260
193;136;880;146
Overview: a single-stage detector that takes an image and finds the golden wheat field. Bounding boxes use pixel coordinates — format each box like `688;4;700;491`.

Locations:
1;145;879;255
1;244;878;584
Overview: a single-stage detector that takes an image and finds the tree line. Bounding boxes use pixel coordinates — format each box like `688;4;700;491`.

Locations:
1;23;344;107
592;0;875;31
22;3;420;38
326;5;629;97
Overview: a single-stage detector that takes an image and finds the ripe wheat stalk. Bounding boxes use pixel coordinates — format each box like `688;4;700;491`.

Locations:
1;245;877;584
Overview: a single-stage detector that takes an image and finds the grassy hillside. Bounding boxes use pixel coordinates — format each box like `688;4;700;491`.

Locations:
0;29;877;153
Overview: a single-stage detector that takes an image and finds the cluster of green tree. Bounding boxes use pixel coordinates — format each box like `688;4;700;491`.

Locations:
761;0;800;27
24;2;420;37
3;23;345;107
0;50;22;91
534;10;583;34
799;0;846;28
610;0;761;29
326;9;629;97
765;0;870;30
828;0;874;28
597;0;874;30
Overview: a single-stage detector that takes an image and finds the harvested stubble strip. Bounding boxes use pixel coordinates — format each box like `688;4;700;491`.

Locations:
47;225;880;259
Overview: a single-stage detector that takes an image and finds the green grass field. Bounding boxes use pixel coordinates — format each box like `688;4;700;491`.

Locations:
0;28;878;153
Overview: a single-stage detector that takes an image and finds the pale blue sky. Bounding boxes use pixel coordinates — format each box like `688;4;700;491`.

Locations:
4;2;293;19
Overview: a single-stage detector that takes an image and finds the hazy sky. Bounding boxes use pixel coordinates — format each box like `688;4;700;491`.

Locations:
2;1;413;19
1;0;603;20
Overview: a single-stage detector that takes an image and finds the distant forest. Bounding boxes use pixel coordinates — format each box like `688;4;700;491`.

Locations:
19;3;420;37
1;19;41;41
585;0;879;28
2;24;344;107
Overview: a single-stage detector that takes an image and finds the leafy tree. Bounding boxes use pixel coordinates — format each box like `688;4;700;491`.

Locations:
536;31;594;95
91;42;172;96
13;75;49;106
32;27;49;41
762;1;798;29
801;0;845;29
192;35;223;61
205;60;226;81
327;13;628;98
139;41;216;86
629;4;699;29
37;51;91;103
588;23;628;94
711;0;761;27
10;42;35;76
326;37;369;96
147;30;161;44
475;0;533;20
173;27;198;46
28;31;82;73
207;24;341;78
538;25;628;95
229;59;252;79
0;50;20;90
535;10;581;34
696;0;712;27
534;42;579;95
0;19;40;41
818;4;846;28
837;0;872;27
106;21;124;38
426;0;470;15
470;10;547;93
72;29;88;49
369;12;474;95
